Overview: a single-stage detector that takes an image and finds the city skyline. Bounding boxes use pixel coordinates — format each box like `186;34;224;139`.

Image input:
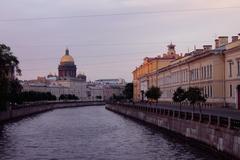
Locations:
1;0;240;81
1;1;240;159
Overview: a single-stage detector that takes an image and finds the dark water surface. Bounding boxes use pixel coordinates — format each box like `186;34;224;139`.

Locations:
0;106;219;160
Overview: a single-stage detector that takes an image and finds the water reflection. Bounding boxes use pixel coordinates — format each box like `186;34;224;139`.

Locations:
0;106;218;160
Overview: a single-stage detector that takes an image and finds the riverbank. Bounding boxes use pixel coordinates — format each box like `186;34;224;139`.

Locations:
106;103;240;160
0;101;105;123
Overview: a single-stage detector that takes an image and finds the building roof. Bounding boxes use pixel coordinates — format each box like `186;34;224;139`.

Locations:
157;50;217;73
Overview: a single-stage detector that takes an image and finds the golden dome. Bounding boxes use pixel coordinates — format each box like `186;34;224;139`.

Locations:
61;55;74;63
60;49;74;64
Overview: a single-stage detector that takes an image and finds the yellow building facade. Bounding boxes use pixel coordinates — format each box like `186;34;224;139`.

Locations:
133;44;181;101
225;36;240;109
133;35;240;109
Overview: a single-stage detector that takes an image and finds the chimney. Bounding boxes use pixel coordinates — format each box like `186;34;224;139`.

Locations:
203;45;212;51
232;36;239;42
215;39;219;48
218;36;228;47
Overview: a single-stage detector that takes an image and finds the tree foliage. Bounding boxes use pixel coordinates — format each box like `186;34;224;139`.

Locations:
17;91;57;103
172;87;187;111
0;44;21;77
96;95;102;100
59;94;79;100
0;44;21;110
8;79;23;104
110;94;125;102
123;83;133;100
0;77;9;110
172;87;187;104
186;87;206;112
145;86;162;102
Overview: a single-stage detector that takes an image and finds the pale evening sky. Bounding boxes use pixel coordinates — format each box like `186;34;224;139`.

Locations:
0;0;240;82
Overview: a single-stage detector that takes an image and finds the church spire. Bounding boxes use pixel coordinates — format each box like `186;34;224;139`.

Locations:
167;43;176;55
65;48;69;55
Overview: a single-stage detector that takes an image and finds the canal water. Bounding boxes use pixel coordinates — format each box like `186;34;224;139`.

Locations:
0;106;219;160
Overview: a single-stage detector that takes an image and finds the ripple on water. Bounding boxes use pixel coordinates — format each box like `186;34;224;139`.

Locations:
0;106;219;160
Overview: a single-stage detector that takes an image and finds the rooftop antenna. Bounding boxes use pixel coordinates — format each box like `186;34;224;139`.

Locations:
194;45;196;51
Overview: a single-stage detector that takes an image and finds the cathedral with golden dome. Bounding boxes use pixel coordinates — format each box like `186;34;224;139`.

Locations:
58;48;77;78
22;47;125;102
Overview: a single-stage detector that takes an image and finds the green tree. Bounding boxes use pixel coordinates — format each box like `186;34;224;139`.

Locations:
17;91;56;103
123;83;133;100
0;44;21;110
8;79;23;104
0;44;21;77
59;94;79;100
96;95;102;100
111;94;124;102
141;90;144;102
0;78;9;110
172;87;187;111
145;86;162;103
186;87;206;112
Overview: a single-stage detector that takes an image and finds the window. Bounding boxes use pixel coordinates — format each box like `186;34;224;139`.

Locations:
229;61;233;77
204;66;206;79
207;86;210;97
197;68;199;80
210;85;213;97
207;65;209;78
237;60;240;76
204;86;206;96
183;70;185;82
210;64;212;78
230;84;233;97
192;69;195;80
190;70;192;81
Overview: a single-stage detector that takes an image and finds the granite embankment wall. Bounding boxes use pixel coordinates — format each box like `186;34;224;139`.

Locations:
0;101;105;122
106;104;240;160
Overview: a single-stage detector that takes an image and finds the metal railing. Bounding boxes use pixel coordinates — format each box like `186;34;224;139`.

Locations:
109;103;240;131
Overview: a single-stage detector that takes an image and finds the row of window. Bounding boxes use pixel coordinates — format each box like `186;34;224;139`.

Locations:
161;85;213;99
203;85;213;98
228;84;240;98
190;64;212;81
158;69;189;85
158;64;213;85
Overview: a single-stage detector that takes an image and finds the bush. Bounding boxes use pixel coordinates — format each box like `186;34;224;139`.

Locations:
145;86;162;102
16;91;57;103
96;96;102;100
110;94;124;102
59;94;79;100
123;83;133;100
172;87;187;111
186;87;206;112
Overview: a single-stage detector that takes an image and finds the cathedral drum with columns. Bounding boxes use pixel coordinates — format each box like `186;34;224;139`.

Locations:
58;48;77;78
